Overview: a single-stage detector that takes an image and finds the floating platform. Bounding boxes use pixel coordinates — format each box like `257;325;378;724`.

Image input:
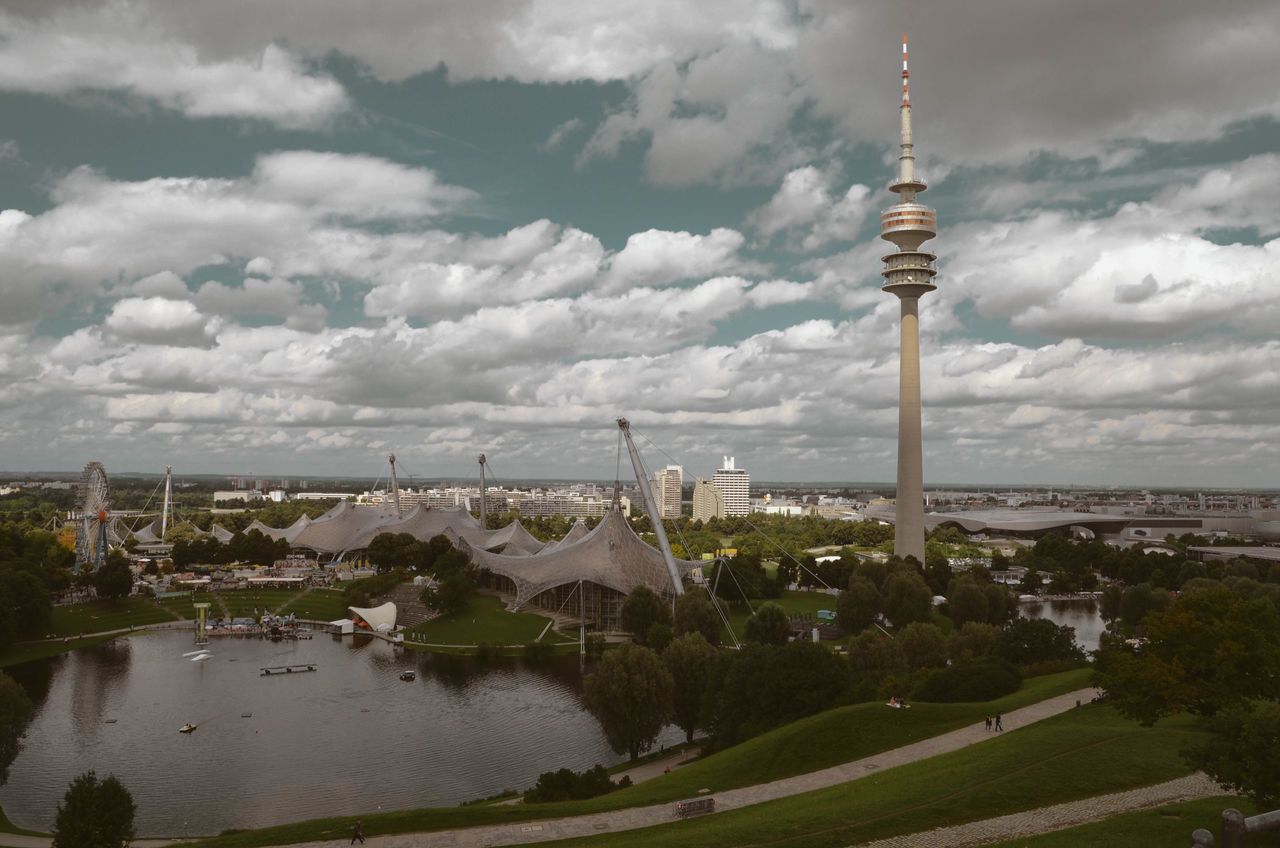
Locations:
260;664;317;676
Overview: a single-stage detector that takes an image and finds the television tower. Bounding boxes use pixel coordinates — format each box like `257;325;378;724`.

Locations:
880;34;937;565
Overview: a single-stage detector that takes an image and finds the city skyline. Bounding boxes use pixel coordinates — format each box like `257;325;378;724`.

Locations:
1;2;1278;488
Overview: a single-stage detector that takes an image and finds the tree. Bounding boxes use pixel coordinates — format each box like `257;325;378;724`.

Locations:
93;549;133;600
898;621;948;670
949;621;1002;663
620;585;672;646
0;670;33;786
744;602;792;645
1093;587;1280;725
882;571;933;627
1119;582;1172;628
52;770;136;848
1186;700;1280;807
421;572;473;617
946;578;989;627
0;568;52;646
582;643;673;761
662;632;719;743
836;576;881;634
847;628;907;703
710;641;850;747
999;616;1084;666
674;591;721;646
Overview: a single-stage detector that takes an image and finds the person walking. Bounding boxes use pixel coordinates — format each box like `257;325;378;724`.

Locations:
984;715;992;731
351;819;365;844
995;713;1003;731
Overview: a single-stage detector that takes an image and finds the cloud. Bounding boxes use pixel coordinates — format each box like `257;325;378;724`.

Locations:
102;297;219;347
749;167;830;237
250;151;476;220
360;221;606;318
749;167;875;250
0;6;348;127
0;152;472;326
602;227;756;292
540;118;585;152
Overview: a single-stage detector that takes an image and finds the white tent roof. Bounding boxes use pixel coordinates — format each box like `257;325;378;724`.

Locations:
347;601;397;631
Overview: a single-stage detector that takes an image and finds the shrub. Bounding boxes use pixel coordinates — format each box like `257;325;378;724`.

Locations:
522;765;631;803
914;659;1021;703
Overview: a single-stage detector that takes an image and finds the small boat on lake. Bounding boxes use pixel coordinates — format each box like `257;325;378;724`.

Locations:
179;723;197;733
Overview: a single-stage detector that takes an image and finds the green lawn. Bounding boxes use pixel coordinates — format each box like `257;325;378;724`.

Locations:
155;594;199;620
183;670;1094;848
48;597;179;636
720;589;840;641
278;588;350;622
404;594;567;646
217;588;306;618
983;796;1280;848
538;704;1209;848
558;668;1093;810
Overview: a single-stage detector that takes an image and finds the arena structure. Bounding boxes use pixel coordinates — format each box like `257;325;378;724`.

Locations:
460;500;702;630
244;501;546;562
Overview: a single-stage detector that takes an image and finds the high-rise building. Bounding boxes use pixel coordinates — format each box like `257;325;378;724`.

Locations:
692;478;725;522
880;35;937;564
712;457;750;517
650;465;683;518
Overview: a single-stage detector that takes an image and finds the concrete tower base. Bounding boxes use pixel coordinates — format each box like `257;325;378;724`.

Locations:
894;295;926;564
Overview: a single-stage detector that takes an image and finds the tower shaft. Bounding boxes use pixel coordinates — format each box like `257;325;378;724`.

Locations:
894;297;926;561
880;34;937;565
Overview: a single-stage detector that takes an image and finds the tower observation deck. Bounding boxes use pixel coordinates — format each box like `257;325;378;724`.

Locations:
880;35;936;565
881;34;937;296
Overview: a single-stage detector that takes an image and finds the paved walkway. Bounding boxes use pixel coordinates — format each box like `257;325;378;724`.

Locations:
4;687;1210;848
856;773;1221;847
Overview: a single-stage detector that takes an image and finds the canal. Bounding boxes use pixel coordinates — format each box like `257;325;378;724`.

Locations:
0;630;679;837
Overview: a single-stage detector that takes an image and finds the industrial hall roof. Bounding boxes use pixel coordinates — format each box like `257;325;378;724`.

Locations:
461;505;700;611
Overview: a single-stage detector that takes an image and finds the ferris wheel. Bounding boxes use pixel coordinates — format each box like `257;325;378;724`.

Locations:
75;461;111;573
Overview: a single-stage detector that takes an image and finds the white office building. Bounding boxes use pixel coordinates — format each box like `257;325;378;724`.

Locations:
712;457;750;517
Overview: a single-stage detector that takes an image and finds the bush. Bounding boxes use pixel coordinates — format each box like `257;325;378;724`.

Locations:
914;659;1021;703
522;764;631;803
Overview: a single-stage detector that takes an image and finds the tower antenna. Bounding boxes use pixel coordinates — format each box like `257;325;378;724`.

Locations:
880;33;938;565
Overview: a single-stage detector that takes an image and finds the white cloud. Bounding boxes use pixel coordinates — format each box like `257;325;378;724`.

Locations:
251;151;476;220
0;7;348;127
603;227;755;292
102;297;218;347
361;221;606;318
0;152;472;326
749;167;876;250
749;167;830;237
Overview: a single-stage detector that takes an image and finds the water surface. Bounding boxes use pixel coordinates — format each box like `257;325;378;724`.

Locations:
1;631;675;836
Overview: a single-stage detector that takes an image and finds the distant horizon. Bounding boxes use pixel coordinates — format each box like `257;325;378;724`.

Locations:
3;467;1277;496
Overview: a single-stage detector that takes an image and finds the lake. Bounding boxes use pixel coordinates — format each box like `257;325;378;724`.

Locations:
1020;597;1106;652
0;630;679;837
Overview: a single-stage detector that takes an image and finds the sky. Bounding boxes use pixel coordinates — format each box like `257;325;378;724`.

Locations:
0;0;1278;489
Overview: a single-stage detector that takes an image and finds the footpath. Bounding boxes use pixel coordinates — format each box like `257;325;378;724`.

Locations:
0;687;1223;848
